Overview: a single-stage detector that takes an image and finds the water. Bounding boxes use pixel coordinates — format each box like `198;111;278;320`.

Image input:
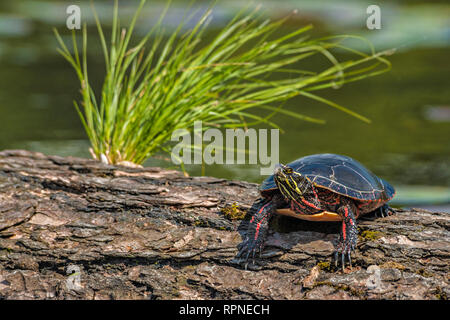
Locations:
0;0;449;210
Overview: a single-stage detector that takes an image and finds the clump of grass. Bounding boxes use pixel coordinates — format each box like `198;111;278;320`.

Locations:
54;0;391;166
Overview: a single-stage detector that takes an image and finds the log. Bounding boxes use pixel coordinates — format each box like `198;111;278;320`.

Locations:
0;150;448;300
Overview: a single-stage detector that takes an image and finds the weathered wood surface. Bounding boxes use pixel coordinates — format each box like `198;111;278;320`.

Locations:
0;150;448;300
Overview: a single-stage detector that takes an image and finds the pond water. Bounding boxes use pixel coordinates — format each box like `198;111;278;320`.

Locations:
0;0;449;210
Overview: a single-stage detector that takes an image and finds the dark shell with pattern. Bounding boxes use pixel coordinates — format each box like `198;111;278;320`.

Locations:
260;153;395;202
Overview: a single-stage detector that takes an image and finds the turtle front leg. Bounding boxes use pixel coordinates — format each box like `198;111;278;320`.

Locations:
334;203;358;270
237;195;283;263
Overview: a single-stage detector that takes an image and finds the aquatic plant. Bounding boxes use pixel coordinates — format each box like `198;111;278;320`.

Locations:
54;0;391;166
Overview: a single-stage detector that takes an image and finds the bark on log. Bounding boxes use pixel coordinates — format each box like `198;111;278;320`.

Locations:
0;150;448;300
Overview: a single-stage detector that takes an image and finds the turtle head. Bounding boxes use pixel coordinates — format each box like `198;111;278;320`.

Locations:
274;164;312;201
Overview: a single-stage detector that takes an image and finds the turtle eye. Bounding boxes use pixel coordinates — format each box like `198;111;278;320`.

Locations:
284;167;293;174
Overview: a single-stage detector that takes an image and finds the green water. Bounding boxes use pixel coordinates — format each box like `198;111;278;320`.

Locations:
0;0;449;209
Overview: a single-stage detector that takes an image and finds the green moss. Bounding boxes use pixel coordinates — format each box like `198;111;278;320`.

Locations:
177;276;188;287
1;247;13;255
221;202;246;220
194;219;209;227
312;281;365;298
380;261;406;270
183;265;196;271
434;286;448;300
317;261;332;272
416;268;433;278
360;230;383;241
170;288;181;297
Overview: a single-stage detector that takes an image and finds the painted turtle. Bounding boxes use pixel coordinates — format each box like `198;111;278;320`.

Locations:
237;153;395;269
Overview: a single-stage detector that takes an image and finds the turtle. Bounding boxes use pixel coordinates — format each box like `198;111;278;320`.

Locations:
237;153;395;269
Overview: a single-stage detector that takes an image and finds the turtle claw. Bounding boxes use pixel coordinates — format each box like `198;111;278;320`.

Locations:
251;248;257;265
334;249;350;271
237;238;263;265
334;251;338;268
334;246;354;271
377;204;394;218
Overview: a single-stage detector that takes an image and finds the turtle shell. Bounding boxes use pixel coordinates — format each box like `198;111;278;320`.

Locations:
260;153;395;202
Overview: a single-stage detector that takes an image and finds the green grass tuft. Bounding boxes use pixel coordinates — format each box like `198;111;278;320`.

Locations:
54;0;391;166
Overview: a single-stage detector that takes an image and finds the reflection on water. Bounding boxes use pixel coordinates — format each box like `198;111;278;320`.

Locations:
393;185;450;205
14;139;91;159
0;0;449;211
425;106;450;122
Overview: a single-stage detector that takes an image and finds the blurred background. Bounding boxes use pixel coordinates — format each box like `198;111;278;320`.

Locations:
0;0;449;211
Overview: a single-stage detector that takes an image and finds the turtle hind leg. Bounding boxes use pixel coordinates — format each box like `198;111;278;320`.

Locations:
376;204;395;218
334;202;358;271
